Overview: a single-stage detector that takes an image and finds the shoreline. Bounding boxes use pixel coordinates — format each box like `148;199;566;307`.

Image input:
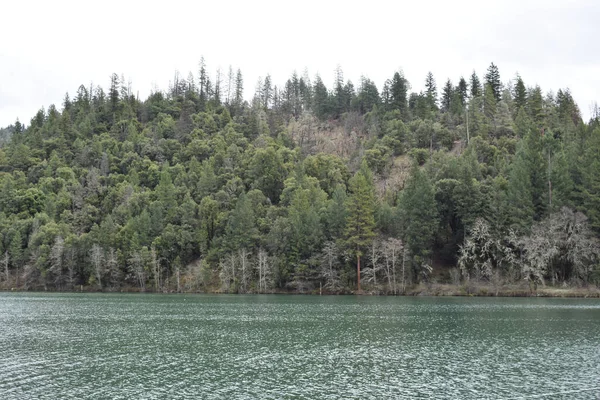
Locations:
2;283;600;298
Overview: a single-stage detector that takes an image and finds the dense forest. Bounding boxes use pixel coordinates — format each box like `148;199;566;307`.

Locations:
0;60;599;294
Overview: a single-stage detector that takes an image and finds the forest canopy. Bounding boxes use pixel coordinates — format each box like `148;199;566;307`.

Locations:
0;60;599;293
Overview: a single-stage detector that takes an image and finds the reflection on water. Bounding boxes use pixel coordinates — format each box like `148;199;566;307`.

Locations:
0;294;599;399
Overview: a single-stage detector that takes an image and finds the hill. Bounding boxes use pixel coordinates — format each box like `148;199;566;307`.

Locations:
0;63;599;293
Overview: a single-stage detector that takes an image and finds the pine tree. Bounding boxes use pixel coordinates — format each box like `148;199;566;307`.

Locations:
441;79;453;112
457;77;468;105
390;71;408;117
345;160;376;291
513;74;527;114
507;143;534;231
198;57;208;109
225;193;258;251
312;75;330;119
424;72;438;111
484;62;502;102
527;86;545;128
580;127;600;232
483;84;497;121
469;71;481;98
397;166;438;278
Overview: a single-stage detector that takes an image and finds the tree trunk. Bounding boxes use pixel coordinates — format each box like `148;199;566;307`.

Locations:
357;254;361;293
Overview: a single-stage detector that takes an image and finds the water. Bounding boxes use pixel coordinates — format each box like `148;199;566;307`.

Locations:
0;293;599;399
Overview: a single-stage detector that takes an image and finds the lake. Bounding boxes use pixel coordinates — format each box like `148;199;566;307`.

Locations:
0;293;599;399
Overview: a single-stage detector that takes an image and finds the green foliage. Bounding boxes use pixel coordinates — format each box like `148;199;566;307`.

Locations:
398;166;438;272
0;61;597;291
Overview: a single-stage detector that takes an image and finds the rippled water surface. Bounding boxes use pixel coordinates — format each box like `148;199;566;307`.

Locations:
1;293;599;399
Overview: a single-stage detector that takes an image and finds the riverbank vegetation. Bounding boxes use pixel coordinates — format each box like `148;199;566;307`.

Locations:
1;61;599;294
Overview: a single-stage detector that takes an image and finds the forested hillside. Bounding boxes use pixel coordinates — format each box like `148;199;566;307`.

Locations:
1;61;599;293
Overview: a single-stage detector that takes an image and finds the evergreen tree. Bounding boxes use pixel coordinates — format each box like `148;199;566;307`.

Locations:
484;62;502;102
441;79;453;112
390;71;408;117
469;71;481;98
398;166;438;278
312;75;330;119
513;74;527;114
425;72;438;111
457;77;468;105
355;77;380;114
225;193;258;251
507;143;534;231
345;161;376;291
580;128;600;232
527;86;545;128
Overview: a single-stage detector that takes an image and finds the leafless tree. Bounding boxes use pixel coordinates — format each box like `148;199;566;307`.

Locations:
219;253;236;293
319;242;341;291
382;238;404;294
49;236;65;289
362;239;382;289
128;251;146;291
458;218;514;281
106;247;120;290
518;207;600;286
256;248;273;293
90;244;104;289
150;245;160;292
238;248;252;293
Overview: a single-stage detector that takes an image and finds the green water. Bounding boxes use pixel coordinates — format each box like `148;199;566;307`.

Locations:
0;293;599;399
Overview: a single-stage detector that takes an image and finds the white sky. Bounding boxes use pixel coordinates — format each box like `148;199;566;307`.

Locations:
1;0;599;127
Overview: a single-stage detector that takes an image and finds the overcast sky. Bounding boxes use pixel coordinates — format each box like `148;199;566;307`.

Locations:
1;0;599;127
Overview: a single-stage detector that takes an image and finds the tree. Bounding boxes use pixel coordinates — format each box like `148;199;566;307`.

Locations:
513;74;527;114
441;79;453;112
128;249;147;291
507;142;535;231
457;77;468;105
381;238;404;294
319;241;341;291
199;57;208;109
262;74;272;109
90;244;104;289
517;208;600;285
8;231;23;286
397;166;438;280
225;193;258;251
345;161;376;291
49;236;65;289
425;72;438;111
389;71;408;117
356;77;380;114
312;74;330;119
256;247;273;293
484;63;502;102
469;71;481;98
362;238;382;288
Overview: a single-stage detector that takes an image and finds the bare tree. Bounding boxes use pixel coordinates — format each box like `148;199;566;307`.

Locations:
382;238;404;294
362;239;382;289
49;236;65;289
319;242;341;291
128;251;146;291
106;247;120;290
64;245;77;290
150;245;160;292
219;253;236;293
90;244;104;289
518;207;600;286
458;219;514;281
238;248;252;293
256;248;273;293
